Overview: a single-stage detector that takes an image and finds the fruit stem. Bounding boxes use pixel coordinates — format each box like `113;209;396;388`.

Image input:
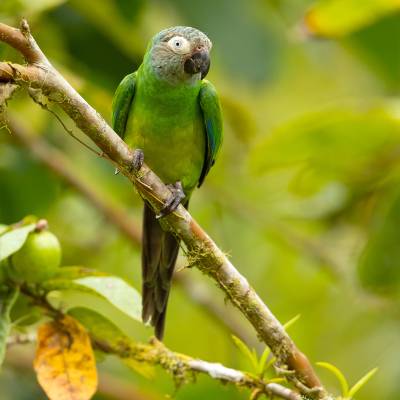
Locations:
35;219;48;232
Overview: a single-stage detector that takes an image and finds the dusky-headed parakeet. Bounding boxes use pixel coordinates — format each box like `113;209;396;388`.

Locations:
112;26;223;339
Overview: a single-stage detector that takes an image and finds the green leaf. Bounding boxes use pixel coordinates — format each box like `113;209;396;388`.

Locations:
0;287;19;367
257;346;271;376
69;307;131;346
231;335;259;371
304;0;400;38
75;277;142;322
45;276;142;331
264;355;276;373
0;224;36;262
316;361;349;397
283;314;301;331
348;367;378;398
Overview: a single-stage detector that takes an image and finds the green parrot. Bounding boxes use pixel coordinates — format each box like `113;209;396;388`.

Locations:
111;26;223;340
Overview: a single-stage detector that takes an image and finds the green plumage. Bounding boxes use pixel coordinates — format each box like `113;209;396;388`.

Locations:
112;26;222;339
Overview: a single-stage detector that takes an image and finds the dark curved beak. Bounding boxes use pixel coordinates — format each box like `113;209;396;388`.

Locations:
184;50;210;79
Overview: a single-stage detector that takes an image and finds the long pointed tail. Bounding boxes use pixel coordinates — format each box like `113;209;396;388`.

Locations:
141;202;181;339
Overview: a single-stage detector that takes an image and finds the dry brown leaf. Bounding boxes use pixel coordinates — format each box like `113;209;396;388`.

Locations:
34;315;98;400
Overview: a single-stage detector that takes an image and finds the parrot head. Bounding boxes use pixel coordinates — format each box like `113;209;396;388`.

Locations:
147;26;212;84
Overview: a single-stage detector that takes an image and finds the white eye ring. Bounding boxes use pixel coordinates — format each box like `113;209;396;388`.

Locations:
167;36;190;54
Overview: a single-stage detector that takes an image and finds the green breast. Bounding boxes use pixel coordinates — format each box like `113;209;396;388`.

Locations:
124;68;205;194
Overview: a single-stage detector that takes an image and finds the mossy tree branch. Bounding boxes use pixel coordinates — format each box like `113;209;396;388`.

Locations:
98;339;303;400
7;331;302;400
10;286;303;400
0;20;330;399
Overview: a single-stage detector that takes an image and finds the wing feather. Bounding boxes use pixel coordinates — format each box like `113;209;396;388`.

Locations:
198;80;223;187
111;72;137;138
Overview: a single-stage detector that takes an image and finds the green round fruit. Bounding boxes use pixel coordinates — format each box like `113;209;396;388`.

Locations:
10;230;61;283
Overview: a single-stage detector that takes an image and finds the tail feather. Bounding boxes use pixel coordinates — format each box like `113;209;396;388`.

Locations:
141;202;183;340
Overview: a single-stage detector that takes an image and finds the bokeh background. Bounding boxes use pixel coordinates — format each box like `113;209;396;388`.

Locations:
1;0;400;399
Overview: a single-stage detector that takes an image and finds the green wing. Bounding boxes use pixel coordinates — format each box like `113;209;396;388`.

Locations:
198;80;223;187
111;72;137;138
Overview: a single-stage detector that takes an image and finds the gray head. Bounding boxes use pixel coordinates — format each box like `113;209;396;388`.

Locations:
146;26;212;84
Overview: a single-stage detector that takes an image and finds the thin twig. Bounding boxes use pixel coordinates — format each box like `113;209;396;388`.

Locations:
27;89;103;157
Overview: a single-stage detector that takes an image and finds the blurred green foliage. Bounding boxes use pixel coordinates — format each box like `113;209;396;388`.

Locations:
1;0;400;399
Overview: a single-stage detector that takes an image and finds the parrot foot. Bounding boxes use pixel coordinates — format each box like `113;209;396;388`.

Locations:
156;181;185;219
131;148;144;171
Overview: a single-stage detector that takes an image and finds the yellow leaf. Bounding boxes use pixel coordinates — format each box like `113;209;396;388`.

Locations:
305;0;400;38
34;315;98;400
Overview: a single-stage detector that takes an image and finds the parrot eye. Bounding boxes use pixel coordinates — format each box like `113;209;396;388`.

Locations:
167;36;190;54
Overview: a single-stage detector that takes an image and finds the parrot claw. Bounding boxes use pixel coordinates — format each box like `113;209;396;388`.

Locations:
131;148;144;172
156;181;185;219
